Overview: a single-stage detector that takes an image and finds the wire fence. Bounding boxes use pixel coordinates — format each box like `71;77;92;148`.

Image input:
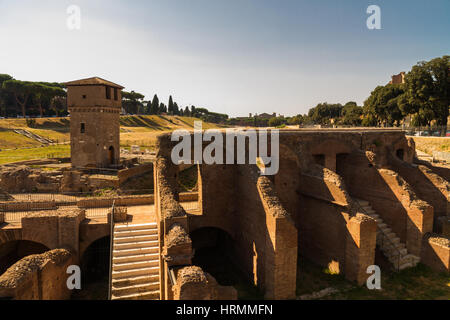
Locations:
402;126;449;137
7;189;154;202
1;190;199;223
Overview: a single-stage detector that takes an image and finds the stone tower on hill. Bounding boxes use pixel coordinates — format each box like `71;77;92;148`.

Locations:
65;77;123;168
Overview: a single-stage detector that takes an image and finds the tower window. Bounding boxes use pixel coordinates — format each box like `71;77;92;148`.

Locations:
82;95;87;99
313;154;325;166
114;88;118;100
106;86;111;100
80;123;85;134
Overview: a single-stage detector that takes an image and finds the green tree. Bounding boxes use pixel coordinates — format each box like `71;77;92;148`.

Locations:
150;94;159;115
33;84;66;117
159;103;167;114
173;102;179;115
341;102;363;126
122;91;145;114
168;95;174;114
0;74;13;116
363;84;405;126
2;80;36;117
308;103;343;125
403;55;449;128
268;117;283;127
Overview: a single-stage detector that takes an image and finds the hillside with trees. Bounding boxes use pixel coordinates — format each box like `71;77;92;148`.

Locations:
0;75;229;124
255;55;448;130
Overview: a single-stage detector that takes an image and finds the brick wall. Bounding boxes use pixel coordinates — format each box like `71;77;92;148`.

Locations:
173;266;237;300
345;214;377;284
21;208;85;254
421;235;450;272
0;249;75;300
118;163;153;185
390;157;449;232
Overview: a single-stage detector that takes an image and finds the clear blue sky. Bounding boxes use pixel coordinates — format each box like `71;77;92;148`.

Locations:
0;0;449;117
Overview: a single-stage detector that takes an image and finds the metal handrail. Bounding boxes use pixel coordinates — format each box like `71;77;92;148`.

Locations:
167;264;177;287
353;199;402;271
108;200;116;300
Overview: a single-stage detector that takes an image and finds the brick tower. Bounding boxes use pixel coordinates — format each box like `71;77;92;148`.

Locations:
65;77;123;168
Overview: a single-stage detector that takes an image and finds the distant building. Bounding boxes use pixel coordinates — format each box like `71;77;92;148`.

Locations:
250;112;277;120
65;77;123;168
389;72;406;85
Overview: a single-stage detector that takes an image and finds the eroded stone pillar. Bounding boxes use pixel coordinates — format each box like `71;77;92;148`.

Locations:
345;213;377;285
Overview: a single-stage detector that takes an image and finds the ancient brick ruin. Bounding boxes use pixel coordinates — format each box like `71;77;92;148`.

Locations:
154;129;449;299
0;97;449;299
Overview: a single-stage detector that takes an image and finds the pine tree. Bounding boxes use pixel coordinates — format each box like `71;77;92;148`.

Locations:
168;95;174;115
184;106;190;117
173;102;179;115
159;103;167;114
150;94;159;115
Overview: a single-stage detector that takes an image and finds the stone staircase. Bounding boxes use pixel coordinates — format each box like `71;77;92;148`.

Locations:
13;129;54;144
111;222;161;300
355;199;420;271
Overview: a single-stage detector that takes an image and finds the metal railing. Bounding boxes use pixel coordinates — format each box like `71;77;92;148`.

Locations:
2;206;117;222
167;264;177;287
7;189;154;201
108;200;116;300
180;201;200;212
353;199;403;271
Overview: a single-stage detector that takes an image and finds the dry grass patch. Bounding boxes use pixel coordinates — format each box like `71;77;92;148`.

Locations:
413;137;450;155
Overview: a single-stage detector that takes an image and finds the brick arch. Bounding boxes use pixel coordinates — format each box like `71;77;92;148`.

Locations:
391;136;415;163
189;226;234;253
79;226;110;259
0;229;23;247
188;220;235;241
278;142;302;169
309;139;354;171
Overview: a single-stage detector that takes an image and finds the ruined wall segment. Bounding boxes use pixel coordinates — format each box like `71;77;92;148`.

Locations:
421;235;450;272
0;249;74;300
338;151;433;251
173;266;237;300
153;129;448;299
21;208;85;256
345;214;377;284
389;156;449;234
257;175;297;300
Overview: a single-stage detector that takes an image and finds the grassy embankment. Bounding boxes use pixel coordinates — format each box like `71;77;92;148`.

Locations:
296;258;450;300
0;115;225;164
412;136;449;155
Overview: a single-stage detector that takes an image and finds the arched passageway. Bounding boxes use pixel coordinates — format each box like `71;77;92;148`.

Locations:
108;146;115;165
190;227;262;299
190;227;235;285
0;240;49;275
73;236;110;300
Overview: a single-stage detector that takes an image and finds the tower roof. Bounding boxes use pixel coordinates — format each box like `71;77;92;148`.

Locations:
64;77;124;89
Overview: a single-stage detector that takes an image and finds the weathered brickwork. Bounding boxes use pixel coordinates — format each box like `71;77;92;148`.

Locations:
153;129;449;299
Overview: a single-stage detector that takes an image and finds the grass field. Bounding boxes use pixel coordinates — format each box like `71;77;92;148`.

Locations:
412;136;450;155
0;145;70;165
296;257;450;300
0;115;224;164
